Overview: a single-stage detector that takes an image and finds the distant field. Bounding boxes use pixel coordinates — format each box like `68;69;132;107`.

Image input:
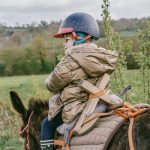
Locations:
0;70;148;104
0;70;149;150
119;30;138;37
0;74;49;104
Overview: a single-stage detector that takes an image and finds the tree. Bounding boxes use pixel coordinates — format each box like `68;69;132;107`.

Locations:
101;0;132;101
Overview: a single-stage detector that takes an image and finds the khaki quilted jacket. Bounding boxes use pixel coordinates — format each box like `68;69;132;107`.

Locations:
45;43;118;123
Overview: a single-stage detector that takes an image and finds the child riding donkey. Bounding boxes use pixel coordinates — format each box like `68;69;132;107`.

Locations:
40;12;123;150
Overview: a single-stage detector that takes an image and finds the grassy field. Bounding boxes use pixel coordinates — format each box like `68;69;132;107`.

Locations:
0;74;50;104
119;30;138;37
0;137;24;150
0;70;149;150
0;70;148;104
0;74;51;150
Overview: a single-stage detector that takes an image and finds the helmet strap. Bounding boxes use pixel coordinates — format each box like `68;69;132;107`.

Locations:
72;32;79;40
72;32;91;41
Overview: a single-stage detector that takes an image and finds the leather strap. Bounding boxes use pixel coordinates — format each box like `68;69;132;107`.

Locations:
54;140;65;147
128;118;135;150
89;90;105;99
83;111;113;125
114;103;146;150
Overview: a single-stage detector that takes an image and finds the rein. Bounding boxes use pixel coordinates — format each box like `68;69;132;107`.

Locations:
19;111;34;150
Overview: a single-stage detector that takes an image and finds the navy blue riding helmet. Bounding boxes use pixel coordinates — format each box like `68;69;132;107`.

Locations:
54;12;100;42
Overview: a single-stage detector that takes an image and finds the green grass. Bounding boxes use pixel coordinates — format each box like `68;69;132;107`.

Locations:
0;74;49;104
0;136;24;150
0;70;149;103
0;74;50;150
109;69;149;104
110;70;148;104
98;30;138;41
0;70;149;104
119;30;138;37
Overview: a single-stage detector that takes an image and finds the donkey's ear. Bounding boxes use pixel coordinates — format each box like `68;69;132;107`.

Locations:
10;91;27;119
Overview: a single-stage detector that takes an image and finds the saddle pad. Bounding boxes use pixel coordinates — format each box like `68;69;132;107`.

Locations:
57;114;125;150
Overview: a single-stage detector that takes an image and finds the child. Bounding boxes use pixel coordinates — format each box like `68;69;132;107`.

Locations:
40;12;121;150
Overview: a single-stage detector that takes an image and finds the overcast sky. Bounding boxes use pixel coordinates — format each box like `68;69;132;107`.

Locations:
0;0;150;26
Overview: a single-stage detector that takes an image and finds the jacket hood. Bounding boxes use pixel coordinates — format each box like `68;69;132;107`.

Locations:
67;43;118;77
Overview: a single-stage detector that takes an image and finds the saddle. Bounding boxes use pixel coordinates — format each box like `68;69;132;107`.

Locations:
54;73;125;149
56;114;125;150
54;103;146;150
53;73;147;150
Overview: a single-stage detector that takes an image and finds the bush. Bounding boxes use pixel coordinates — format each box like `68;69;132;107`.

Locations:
12;48;42;75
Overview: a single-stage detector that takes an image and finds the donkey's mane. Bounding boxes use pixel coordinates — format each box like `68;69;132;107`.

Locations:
28;98;49;114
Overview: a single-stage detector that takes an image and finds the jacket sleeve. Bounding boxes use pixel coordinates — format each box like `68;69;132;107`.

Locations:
45;60;73;94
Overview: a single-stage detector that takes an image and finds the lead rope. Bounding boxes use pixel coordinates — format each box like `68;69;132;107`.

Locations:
19;111;34;150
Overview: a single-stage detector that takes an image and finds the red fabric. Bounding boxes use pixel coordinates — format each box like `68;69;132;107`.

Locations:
54;28;73;38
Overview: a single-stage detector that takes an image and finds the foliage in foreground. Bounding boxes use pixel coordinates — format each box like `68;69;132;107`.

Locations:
101;0;150;102
0;75;51;150
0;102;24;150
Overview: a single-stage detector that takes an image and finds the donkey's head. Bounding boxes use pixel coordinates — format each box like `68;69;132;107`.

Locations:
10;91;49;150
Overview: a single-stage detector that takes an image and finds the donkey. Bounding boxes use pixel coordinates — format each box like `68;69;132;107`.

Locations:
10;91;150;150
